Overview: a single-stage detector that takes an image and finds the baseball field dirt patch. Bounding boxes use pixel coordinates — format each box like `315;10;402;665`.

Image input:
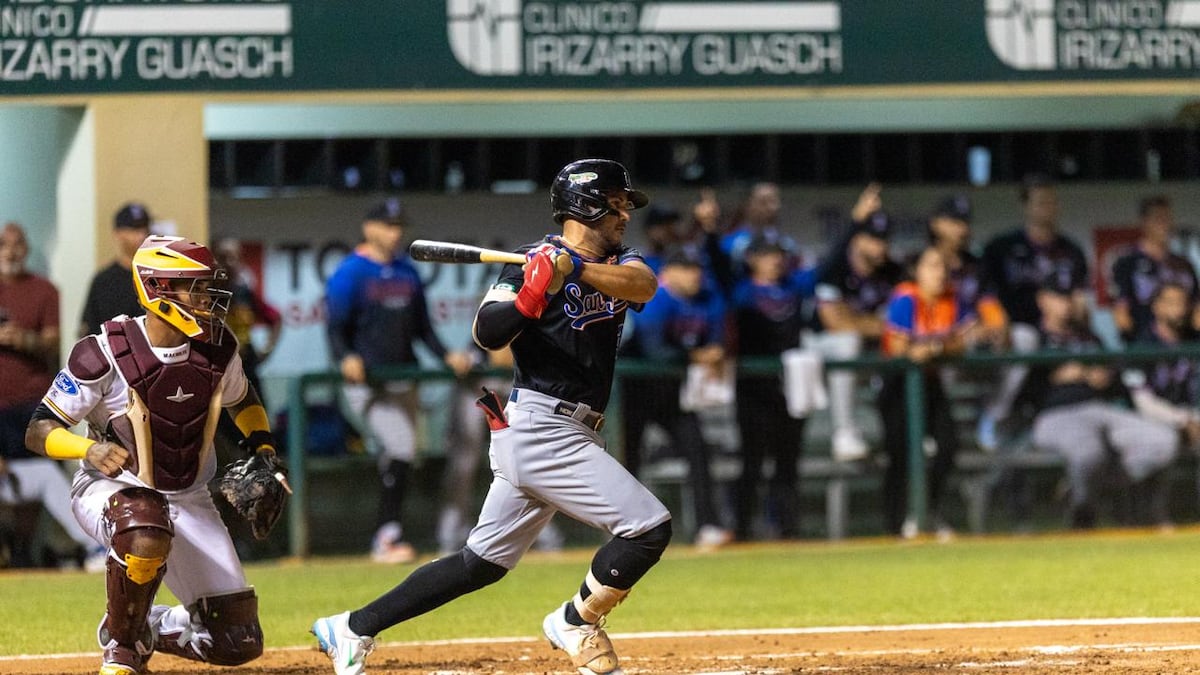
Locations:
6;618;1200;674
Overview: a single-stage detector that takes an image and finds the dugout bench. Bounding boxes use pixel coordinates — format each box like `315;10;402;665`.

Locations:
284;346;1200;557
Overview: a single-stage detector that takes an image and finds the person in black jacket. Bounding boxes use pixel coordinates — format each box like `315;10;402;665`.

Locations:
1027;275;1176;528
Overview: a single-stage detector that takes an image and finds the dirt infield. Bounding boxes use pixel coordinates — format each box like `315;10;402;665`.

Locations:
6;619;1200;674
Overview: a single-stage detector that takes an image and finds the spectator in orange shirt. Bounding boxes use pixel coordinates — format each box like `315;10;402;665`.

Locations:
879;247;977;539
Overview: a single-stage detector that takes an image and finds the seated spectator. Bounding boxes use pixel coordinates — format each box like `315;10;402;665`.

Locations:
808;205;903;461
731;236;815;540
1122;282;1200;523
879;247;974;539
625;247;732;548
1110;195;1200;343
1026;275;1177;528
978;174;1089;450
0;223;101;568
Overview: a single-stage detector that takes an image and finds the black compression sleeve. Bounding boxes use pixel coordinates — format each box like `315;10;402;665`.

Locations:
473;301;530;350
30;402;69;426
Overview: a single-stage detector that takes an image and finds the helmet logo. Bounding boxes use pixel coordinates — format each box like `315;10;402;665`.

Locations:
567;171;598;185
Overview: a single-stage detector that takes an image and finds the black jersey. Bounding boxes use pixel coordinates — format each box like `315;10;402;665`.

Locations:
951;250;994;309
1110;245;1200;340
981;229;1089;326
1026;326;1113;411
812;250;903;329
1127;326;1200;407
495;240;645;413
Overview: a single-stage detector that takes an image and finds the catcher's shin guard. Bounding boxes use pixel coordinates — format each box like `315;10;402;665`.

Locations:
100;488;174;672
155;589;263;665
197;589;264;665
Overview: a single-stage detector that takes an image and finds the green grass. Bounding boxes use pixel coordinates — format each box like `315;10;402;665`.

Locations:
4;530;1200;656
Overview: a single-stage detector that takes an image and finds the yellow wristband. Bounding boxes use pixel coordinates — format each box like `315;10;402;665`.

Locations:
233;404;271;437
45;427;95;460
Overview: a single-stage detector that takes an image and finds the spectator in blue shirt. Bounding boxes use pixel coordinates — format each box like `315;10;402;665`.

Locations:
719;182;800;276
624;247;732;548
326;198;473;563
730;236;815;539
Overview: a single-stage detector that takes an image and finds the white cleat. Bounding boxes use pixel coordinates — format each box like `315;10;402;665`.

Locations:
542;602;625;675
312;611;376;675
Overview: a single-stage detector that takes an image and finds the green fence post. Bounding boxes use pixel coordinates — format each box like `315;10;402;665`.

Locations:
904;362;927;532
287;375;309;558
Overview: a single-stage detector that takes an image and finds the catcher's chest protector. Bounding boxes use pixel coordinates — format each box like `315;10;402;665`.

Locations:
105;319;236;490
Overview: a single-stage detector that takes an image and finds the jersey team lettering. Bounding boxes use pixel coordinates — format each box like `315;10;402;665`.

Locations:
563;283;627;330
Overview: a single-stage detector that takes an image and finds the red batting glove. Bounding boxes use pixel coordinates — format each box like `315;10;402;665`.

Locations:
514;250;557;319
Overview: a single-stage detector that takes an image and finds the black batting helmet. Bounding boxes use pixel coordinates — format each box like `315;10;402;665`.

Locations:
550;159;648;224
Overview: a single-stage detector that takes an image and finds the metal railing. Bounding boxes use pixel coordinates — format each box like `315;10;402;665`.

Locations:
284;345;1200;557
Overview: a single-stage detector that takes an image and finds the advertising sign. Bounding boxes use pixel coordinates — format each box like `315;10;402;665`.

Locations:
3;1;1200;96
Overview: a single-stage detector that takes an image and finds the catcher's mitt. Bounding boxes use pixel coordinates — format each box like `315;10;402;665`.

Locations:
219;453;289;540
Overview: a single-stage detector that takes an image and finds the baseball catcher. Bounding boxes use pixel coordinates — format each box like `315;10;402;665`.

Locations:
25;235;287;675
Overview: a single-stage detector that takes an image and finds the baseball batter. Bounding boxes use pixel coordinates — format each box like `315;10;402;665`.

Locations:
313;158;673;675
24;236;285;675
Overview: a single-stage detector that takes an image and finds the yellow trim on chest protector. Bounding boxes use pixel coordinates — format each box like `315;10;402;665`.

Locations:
124;553;165;585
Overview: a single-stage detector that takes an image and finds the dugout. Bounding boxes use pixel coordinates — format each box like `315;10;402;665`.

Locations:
4;1;1200;555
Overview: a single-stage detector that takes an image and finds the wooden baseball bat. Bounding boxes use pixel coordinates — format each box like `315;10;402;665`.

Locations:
409;240;526;265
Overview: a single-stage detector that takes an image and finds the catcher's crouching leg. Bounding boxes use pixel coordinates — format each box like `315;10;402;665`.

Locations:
100;487;173;673
155;589;263;666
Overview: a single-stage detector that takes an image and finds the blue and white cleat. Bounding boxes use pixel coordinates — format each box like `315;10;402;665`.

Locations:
312;611;375;675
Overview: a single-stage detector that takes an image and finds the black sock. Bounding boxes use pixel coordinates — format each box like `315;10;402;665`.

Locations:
376;459;410;528
564;602;586;626
348;549;505;637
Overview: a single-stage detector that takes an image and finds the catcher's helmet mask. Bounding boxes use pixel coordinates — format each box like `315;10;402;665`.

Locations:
551;159;648;225
133;236;233;345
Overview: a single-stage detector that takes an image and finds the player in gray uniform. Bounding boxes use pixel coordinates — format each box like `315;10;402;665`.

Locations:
312;159;672;675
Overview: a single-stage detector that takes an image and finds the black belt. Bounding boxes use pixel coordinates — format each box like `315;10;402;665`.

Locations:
553;401;605;432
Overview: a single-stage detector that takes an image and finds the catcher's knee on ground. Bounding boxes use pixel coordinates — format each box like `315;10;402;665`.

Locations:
157;589;264;665
101;487;173;657
198;589;264;665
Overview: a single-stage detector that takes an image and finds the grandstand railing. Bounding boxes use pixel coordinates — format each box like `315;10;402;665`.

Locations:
284;345;1200;557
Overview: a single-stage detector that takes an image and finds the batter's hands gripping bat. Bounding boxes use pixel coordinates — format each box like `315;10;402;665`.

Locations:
409;240;527;265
